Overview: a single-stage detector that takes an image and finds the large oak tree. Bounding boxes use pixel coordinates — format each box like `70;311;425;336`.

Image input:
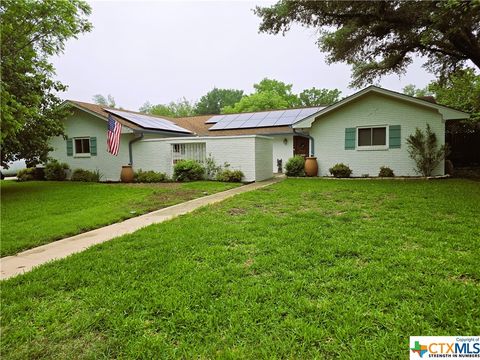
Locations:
195;88;244;115
1;0;92;167
255;0;480;87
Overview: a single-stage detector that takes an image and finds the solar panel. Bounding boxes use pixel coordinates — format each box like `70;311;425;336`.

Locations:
223;121;247;129
105;109;192;133
283;109;302;117
274;116;297;126
298;107;323;117
256;117;279;127
264;110;285;118
235;113;254;121
249;112;269;120
206;115;225;124
208;106;324;130
242;119;263;128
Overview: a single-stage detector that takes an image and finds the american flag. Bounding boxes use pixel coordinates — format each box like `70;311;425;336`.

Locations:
107;114;122;155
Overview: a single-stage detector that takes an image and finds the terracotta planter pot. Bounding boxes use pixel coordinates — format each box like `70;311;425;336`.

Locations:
120;165;134;183
304;157;318;177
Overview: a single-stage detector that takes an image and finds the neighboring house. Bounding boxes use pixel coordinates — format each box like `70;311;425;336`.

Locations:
49;86;469;181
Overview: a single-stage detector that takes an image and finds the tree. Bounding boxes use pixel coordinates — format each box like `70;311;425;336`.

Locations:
140;98;196;118
298;88;341;106
255;1;480;87
93;94;117;108
195;88;244;115
222;92;290;114
1;0;92;167
403;69;480;122
404;70;480;167
222;78;298;113
429;69;480;122
402;85;432;98
406;124;448;176
253;78;299;107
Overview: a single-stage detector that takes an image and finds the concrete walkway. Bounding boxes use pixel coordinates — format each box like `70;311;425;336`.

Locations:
1;177;282;280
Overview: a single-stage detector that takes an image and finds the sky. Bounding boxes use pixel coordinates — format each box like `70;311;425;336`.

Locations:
51;0;436;111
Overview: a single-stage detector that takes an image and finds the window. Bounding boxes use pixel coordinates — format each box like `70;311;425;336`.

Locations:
357;127;387;148
74;138;91;155
172;143;206;164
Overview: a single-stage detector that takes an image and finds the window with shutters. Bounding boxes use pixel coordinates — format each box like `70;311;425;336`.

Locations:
74;138;91;156
171;143;206;164
357;126;388;150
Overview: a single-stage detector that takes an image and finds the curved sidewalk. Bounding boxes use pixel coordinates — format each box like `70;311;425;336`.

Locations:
1;177;282;280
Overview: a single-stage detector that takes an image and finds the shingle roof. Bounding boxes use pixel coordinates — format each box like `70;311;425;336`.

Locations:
66;100;294;136
68;101;145;131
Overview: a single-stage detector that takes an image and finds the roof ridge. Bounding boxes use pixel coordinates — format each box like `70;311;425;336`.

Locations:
68;100;326;122
205;105;326;117
68;100;177;121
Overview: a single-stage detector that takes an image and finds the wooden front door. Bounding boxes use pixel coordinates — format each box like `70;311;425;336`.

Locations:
293;136;309;157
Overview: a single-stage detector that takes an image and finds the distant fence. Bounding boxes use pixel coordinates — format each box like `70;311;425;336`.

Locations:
446;120;480;167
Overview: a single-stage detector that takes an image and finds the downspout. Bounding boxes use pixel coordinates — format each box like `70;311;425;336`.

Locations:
128;133;144;165
293;128;315;156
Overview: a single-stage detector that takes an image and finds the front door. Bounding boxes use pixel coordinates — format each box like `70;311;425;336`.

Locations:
293;136;309;157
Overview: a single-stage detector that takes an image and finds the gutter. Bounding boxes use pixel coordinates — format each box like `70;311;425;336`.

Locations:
128;133;144;165
293;128;315;156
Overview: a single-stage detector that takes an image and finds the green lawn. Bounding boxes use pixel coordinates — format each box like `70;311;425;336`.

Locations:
0;180;240;257
1;179;479;359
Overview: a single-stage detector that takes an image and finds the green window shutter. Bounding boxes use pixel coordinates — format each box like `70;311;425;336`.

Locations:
345;128;356;150
66;138;73;156
389;125;401;149
90;137;97;156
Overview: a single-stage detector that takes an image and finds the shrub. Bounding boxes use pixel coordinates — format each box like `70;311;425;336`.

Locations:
134;169;168;183
406;124;449;176
173;160;205;182
17;168;36;182
71;169;101;182
204;154;223;180
329;163;352;178
216;169;244;182
285;156;305;177
45;160;69;181
378;166;395;177
33;167;45;180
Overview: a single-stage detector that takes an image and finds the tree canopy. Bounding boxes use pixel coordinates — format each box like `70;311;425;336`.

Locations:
222;78;341;113
140;98;196;118
140;79;341;116
403;69;480;122
429;69;480;123
194;88;244;115
93;94;117;108
298;88;341;107
255;1;480;87
1;0;92;167
222;92;290;114
402;85;432;98
252;78;299;106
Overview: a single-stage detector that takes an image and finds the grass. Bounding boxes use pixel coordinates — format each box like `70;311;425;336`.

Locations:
0;180;241;257
1;179;479;359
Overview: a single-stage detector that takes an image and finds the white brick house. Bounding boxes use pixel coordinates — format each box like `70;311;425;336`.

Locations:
49;86;469;181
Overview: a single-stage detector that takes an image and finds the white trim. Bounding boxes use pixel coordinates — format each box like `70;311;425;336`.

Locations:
292;85;470;129
140;135;274;143
356;125;388;151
